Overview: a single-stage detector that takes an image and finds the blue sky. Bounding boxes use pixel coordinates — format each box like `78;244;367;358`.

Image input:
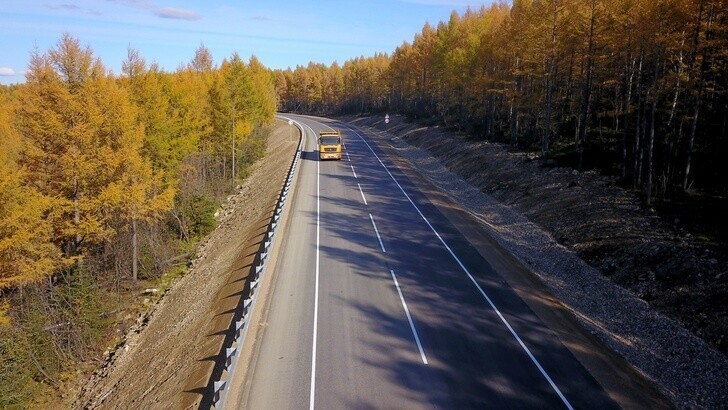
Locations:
1;0;496;85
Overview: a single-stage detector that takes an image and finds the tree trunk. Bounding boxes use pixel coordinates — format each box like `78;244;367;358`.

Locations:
638;101;646;187
543;0;559;161
232;114;236;189
683;1;712;192
72;174;81;256
578;0;597;171
132;219;139;281
646;55;661;206
668;32;686;127
633;52;644;188
622;54;635;181
683;102;700;192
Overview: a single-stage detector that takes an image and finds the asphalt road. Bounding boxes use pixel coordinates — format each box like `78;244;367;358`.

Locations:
230;115;666;409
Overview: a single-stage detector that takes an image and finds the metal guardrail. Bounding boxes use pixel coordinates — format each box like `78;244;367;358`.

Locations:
210;118;304;408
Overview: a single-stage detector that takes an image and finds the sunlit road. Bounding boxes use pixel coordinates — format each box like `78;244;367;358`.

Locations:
228;115;668;409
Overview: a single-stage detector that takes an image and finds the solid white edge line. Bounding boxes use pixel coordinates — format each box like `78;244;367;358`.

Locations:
369;213;386;253
390;269;429;365
358;183;368;206
310;123;320;410
350;164;357;179
344;125;574;410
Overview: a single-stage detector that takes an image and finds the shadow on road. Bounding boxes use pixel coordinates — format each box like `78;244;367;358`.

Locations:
301;150;319;161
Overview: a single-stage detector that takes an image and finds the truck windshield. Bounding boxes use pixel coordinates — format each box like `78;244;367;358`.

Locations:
320;137;340;145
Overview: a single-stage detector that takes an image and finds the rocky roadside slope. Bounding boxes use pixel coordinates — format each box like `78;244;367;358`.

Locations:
73;120;298;409
344;114;728;409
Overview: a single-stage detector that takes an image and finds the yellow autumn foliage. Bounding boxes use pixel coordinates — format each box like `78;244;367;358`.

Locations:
0;92;65;289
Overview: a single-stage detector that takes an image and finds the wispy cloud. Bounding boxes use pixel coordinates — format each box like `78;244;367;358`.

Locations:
155;7;201;21
105;0;154;10
251;16;271;22
0;67;16;76
49;4;81;11
397;0;481;5
106;0;201;21
47;3;102;15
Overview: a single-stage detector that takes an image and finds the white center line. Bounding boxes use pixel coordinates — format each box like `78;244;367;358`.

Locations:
343;125;574;410
369;213;386;253
350;164;357;179
390;269;428;364
345;146;351;162
358;183;368;205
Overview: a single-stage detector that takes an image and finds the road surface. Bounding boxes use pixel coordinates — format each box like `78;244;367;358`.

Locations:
228;114;668;409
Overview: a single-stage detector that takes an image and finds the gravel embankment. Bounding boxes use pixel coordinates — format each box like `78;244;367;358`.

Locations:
348;116;728;409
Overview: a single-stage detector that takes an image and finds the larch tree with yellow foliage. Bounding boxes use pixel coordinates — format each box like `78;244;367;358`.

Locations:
16;34;173;279
0;91;64;289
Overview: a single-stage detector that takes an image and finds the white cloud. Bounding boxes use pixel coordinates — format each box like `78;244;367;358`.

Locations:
106;0;155;10
49;4;81;11
398;0;484;5
155;7;201;21
107;1;201;20
0;67;16;76
47;4;101;16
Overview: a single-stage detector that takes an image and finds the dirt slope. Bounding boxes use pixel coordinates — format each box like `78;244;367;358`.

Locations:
74;120;298;409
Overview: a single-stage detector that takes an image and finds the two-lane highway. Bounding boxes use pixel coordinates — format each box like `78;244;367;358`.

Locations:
228;115;663;409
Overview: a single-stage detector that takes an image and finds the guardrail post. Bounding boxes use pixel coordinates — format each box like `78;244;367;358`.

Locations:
225;347;237;369
214;380;226;405
242;298;250;317
236;319;245;338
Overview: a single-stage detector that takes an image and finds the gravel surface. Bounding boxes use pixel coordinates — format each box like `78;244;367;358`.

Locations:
347;115;728;409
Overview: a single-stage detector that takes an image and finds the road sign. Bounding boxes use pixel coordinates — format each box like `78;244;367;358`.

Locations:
385;113;390;124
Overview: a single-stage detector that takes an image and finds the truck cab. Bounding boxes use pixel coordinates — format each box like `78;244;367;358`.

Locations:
318;131;342;160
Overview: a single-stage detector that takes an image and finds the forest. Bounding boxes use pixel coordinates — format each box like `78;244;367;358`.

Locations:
276;0;727;209
0;35;276;405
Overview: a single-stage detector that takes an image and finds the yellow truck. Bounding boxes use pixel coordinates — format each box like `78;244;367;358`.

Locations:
318;130;343;160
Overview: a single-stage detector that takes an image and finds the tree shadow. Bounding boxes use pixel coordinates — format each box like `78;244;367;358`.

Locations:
301;150;320;161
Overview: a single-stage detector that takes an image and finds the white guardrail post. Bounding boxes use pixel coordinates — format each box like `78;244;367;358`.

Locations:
211;117;304;409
